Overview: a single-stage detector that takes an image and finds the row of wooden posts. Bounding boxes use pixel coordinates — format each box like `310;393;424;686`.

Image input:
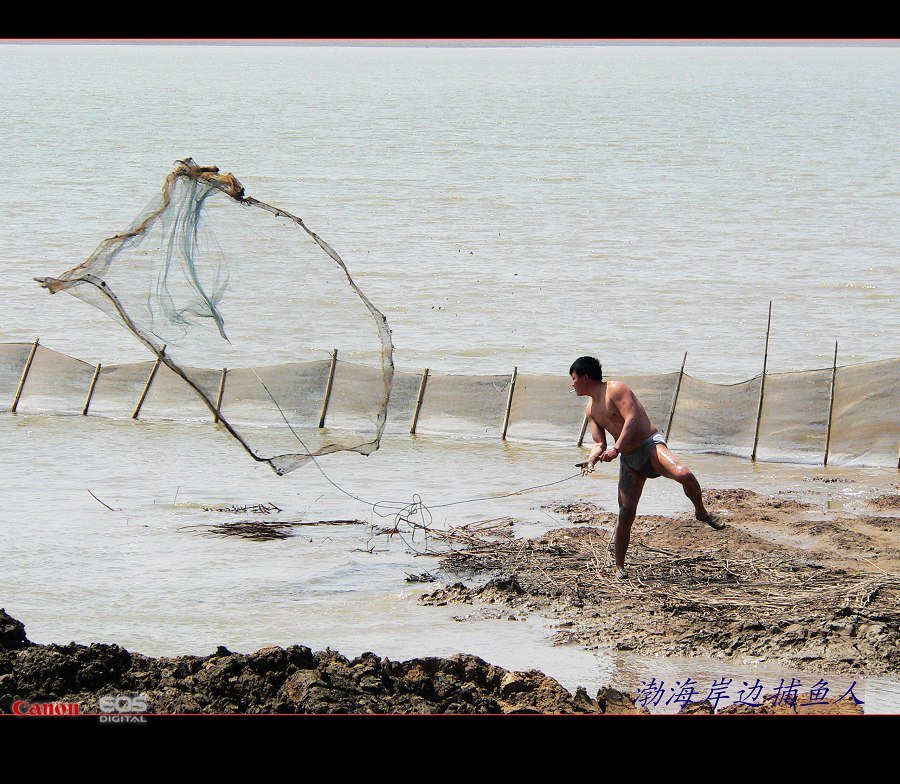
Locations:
4;303;867;467
11;340;209;422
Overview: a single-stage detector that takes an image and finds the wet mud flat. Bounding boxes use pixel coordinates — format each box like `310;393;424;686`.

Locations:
421;488;900;679
0;604;860;715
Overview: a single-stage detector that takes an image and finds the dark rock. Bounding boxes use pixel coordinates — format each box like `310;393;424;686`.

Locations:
480;576;525;595
0;609;30;651
0;609;623;715
597;686;650;715
573;686;597;712
678;700;715;714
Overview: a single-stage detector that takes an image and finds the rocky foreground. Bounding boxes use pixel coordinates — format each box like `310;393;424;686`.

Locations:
0;609;859;715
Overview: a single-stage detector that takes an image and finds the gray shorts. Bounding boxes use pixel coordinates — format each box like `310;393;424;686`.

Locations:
619;432;666;480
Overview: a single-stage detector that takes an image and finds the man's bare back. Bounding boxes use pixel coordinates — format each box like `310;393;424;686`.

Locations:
569;356;724;579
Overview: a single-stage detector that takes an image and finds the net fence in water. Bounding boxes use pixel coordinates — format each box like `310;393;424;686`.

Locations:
2;340;897;468
667;375;762;459
754;368;833;463
33;159;394;475
829;358;900;467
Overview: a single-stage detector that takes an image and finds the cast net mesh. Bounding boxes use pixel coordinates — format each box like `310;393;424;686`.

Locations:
35;159;394;474
13;158;898;470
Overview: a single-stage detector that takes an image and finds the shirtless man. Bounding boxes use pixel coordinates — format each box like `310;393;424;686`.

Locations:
570;356;723;579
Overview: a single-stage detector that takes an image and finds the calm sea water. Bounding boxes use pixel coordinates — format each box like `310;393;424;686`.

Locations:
0;43;897;711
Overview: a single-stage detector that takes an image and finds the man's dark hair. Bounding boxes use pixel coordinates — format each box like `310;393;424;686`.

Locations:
569;356;603;381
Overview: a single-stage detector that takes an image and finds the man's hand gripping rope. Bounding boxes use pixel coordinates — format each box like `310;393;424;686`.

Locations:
577;445;619;476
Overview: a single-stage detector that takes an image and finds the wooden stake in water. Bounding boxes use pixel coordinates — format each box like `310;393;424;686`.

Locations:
501;366;518;441
82;363;102;416
132;346;165;420
665;351;688;442
824;341;838;466
410;368;429;434
751;302;772;462
318;349;338;428
577;414;590;447
11;338;39;413
214;368;228;424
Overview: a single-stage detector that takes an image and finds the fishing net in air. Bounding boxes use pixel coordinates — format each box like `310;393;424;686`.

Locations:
36;159;394;475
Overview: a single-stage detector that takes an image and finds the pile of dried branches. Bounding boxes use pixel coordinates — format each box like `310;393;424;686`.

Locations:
370;515;516;556
432;520;900;620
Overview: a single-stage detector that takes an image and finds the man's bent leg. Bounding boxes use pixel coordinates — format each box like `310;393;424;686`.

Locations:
615;463;646;576
649;444;724;529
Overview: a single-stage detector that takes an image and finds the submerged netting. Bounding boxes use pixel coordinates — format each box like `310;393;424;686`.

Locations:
35;159;394;474
506;373;584;443
754;368;832;463
667;374;762;459
829;358;900;466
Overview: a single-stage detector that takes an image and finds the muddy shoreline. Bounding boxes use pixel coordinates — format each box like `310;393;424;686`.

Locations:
0;607;862;715
2;486;893;715
0;608;649;715
422;488;900;679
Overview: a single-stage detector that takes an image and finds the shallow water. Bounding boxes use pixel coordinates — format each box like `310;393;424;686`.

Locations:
2;44;897;377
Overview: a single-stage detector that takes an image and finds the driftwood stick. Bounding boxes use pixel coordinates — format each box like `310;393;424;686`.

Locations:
501;366;517;440
214;367;228;424
82;363;102;416
411;367;429;434
665;351;688;442
318;349;338;428
11;338;39;413
132;345;166;420
751;301;773;461
87;489;115;511
824;341;838;466
577;414;589;447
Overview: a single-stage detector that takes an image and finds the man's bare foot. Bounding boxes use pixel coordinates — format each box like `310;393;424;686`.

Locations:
615;567;629;579
698;512;725;530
